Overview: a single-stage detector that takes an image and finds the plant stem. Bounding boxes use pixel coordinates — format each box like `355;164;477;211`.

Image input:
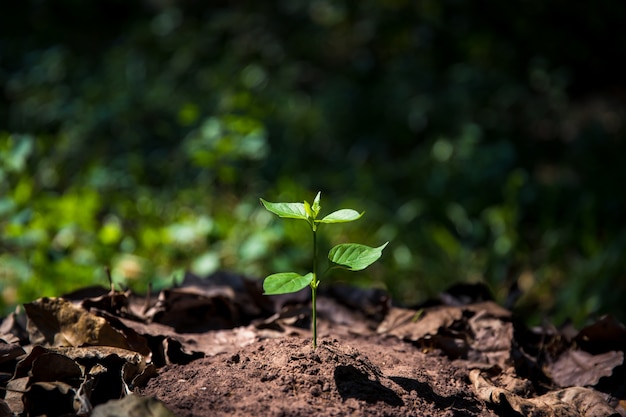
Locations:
311;276;317;349
311;228;318;349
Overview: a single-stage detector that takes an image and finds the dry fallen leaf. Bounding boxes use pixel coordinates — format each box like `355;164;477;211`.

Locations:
22;381;80;417
548;349;624;388
378;301;513;364
24;297;136;350
576;315;626;354
470;369;619;417
10;344;157;415
91;394;177;417
377;306;460;340
4;377;27;415
0;341;25;366
468;309;514;368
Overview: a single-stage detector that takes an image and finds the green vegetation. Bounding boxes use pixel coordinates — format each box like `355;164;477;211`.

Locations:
2;1;626;326
261;192;387;348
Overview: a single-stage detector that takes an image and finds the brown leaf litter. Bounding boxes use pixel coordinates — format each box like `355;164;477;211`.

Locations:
1;272;625;417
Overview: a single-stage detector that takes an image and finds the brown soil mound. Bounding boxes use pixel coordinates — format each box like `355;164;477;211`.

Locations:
138;335;488;417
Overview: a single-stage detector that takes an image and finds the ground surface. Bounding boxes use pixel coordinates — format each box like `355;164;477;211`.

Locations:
139;334;488;417
1;272;625;416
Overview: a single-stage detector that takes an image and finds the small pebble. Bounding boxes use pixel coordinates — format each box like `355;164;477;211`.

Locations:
310;386;321;397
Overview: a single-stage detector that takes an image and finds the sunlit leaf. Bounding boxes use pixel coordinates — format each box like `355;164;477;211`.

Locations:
91;393;177;417
312;192;321;216
263;272;313;294
23;297;143;352
318;209;363;224
260;199;307;220
304;200;314;219
329;242;388;271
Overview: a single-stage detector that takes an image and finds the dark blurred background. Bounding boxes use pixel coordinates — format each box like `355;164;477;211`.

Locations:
1;0;625;325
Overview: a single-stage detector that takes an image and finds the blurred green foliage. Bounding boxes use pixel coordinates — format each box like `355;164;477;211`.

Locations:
2;0;625;325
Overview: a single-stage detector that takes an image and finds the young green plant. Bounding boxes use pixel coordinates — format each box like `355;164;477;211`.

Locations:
260;192;388;349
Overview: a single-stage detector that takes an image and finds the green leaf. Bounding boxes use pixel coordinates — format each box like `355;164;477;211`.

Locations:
263;272;314;294
260;198;307;220
304;192;322;220
328;242;389;271
311;192;321;216
318;209;364;224
304;200;315;219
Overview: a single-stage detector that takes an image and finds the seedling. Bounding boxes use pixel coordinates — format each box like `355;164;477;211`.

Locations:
260;192;388;349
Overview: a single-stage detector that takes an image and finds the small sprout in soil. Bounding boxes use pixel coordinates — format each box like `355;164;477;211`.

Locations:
260;192;388;349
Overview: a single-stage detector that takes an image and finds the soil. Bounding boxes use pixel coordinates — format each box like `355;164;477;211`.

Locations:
138;334;487;417
1;272;625;417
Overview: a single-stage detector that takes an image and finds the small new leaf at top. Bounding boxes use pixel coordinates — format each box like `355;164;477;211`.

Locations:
311;192;321;215
304;200;315;220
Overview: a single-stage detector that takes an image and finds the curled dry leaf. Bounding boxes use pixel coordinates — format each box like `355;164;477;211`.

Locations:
146;287;239;332
4;378;28;414
91;394;176;417
144;271;270;333
24;297;135;350
30;351;82;382
0;341;25;366
377;301;513;367
0;312;28;345
470;369;619;417
22;381;82;417
467;309;514;368
377;306;461;340
9;343;158;415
